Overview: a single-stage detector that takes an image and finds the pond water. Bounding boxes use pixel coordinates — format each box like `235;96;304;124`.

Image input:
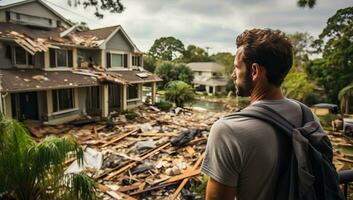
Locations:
189;100;226;112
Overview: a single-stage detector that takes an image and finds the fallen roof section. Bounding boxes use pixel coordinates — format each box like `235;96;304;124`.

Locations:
108;70;162;84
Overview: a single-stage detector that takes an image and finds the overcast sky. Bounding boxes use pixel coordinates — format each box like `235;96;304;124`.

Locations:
1;0;352;54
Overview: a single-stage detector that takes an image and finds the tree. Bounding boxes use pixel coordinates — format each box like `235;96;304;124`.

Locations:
155;61;193;88
338;84;353;114
149;37;185;61
287;32;314;69
180;45;212;63
305;6;353;103
282;70;317;105
297;0;316;8
165;81;195;107
0;116;97;200
210;52;234;75
143;54;157;73
68;0;124;19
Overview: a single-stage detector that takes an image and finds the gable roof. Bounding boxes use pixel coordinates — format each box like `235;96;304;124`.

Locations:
97;25;142;53
76;25;119;40
186;62;225;72
0;0;73;26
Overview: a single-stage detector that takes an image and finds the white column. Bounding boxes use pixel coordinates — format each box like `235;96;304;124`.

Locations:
152;82;157;104
101;85;109;117
121;84;127;111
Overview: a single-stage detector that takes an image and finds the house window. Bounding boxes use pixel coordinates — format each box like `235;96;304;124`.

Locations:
198;71;202;75
132;55;141;66
52;89;74;112
50;48;73;68
14;46;34;66
110;53;128;68
128;84;139;100
56;49;68;67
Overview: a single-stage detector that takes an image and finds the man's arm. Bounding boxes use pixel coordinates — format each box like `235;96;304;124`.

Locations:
205;177;237;200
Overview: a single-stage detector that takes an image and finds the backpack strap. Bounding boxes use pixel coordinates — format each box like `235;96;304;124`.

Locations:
235;104;294;137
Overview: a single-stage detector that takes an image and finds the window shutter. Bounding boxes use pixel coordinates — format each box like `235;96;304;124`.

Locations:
49;49;56;68
137;56;141;66
124;54;128;68
67;49;73;67
106;53;111;68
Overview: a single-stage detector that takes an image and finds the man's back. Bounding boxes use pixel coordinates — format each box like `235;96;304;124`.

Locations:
201;98;303;200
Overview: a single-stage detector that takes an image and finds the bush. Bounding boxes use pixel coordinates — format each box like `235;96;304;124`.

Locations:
122;111;138;120
155;61;194;88
165;81;195;107
155;100;173;111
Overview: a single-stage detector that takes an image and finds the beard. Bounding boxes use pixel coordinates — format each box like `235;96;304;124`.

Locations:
235;68;253;97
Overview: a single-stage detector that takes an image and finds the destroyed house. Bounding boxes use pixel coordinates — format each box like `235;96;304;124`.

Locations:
0;0;161;125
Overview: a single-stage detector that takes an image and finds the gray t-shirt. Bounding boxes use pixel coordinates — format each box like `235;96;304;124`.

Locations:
201;98;309;200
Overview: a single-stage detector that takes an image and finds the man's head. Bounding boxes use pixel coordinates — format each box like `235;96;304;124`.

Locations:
232;28;293;97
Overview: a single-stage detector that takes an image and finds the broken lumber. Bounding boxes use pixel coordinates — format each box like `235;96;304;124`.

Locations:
104;142;171;180
101;128;139;148
129;169;201;196
98;184;137;200
171;153;205;199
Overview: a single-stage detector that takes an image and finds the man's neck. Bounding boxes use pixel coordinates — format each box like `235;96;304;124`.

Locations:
250;84;284;103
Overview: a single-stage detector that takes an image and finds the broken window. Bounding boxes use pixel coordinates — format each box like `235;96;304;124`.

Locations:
132;55;142;66
128;84;139;100
52;89;74;112
14;46;34;66
110;53;128;68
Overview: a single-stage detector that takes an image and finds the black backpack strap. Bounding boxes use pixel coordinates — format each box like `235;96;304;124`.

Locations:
236;104;294;137
290;99;315;123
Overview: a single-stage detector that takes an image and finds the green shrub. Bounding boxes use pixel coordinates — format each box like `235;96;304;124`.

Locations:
155;100;173;111
165;81;195;107
122;111;138;120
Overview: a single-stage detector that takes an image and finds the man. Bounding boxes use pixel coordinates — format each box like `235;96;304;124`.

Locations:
201;28;307;200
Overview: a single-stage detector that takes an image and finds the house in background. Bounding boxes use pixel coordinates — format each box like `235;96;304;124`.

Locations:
0;0;161;125
186;62;227;95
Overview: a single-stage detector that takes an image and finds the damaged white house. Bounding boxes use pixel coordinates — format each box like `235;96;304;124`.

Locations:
0;0;161;124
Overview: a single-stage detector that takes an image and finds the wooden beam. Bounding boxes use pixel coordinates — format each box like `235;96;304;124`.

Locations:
101;128;139;148
104;142;171;180
98;183;137;200
171;153;205;199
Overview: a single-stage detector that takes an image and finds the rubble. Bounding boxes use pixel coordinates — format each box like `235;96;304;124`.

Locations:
25;103;353;199
26;105;226;199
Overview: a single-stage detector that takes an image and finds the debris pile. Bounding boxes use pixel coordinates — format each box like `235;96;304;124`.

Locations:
27;105;227;199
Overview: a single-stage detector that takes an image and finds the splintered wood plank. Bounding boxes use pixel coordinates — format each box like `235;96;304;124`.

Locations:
98;184;137;200
101;128;139;148
171;153;205;199
104;142;171;180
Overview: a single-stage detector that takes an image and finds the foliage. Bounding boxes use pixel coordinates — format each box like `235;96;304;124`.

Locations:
297;0;316;8
143;54;157;73
287;32;314;69
305;7;353;103
165;81;195;107
210;52;234;75
154;100;173;111
338;85;353;101
189;175;208;196
122;110;138;120
68;0;124;19
0;115;97;200
317;113;339;130
149;37;185;61
180;45;212;63
155;61;194;88
282;70;317;104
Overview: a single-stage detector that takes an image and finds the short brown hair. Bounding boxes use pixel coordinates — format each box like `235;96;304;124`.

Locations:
236;29;293;86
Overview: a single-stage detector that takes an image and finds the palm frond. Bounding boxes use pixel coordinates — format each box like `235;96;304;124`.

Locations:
338;84;353;100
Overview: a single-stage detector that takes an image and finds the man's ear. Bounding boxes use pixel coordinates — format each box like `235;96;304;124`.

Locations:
251;63;263;81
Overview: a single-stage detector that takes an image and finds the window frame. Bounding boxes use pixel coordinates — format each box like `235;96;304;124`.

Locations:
55;49;69;67
13;46;34;67
109;51;128;68
132;55;141;67
52;88;75;112
127;84;140;101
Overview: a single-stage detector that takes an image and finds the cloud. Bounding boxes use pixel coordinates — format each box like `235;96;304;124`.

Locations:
1;0;352;53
